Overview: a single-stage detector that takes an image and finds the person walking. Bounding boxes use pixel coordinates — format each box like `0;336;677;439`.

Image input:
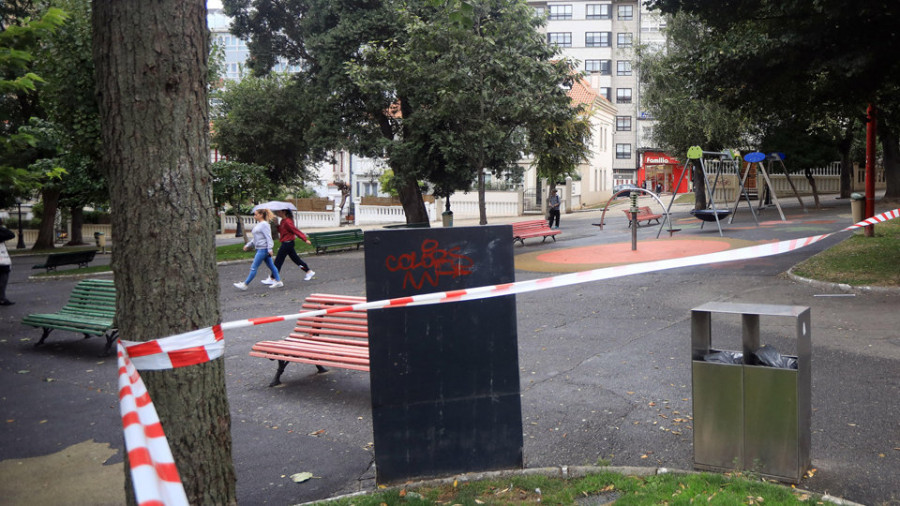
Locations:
0;218;14;306
547;188;561;229
234;208;282;290
262;209;315;284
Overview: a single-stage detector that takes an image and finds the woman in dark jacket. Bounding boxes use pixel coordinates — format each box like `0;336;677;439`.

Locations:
262;209;316;284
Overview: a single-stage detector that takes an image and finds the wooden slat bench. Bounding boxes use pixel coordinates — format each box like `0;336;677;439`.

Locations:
511;219;561;246
32;249;97;272
623;206;663;227
307;229;365;254
250;293;368;386
21;279;118;355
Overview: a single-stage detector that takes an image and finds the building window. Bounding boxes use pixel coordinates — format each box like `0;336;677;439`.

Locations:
547;32;572;47
585;60;612;75
533;6;545;18
618;5;633;20
586;4;612;19
600;87;612;102
585;32;611;48
548;5;573;20
616;144;632;159
616;116;632;131
617;60;632;76
616;88;632;103
617;32;633;47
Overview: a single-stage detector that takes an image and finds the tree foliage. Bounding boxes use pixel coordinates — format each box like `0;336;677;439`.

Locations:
225;0;583;224
0;5;67;202
529;103;592;191
645;0;900;200
36;0;107;245
211;73;321;185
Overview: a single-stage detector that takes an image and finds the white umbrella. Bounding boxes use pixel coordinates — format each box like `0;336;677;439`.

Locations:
252;201;297;212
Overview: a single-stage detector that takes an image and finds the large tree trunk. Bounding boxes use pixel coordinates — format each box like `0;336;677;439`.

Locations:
92;1;236;505
32;188;60;250
478;168;487;225
804;169;821;209
692;162;707;210
839;126;854;199
397;176;429;225
67;206;86;245
880;123;900;202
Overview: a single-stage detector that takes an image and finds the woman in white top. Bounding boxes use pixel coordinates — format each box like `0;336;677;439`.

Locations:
234;209;283;290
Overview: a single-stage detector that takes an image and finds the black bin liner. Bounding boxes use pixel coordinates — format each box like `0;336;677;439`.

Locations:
703;350;743;364
750;344;798;369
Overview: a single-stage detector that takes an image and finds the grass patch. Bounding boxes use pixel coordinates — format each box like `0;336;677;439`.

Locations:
673;193;695;205
317;471;819;505
216;240;315;261
792;219;900;287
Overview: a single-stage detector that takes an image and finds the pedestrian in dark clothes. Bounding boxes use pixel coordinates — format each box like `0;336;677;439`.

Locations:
263;209;316;284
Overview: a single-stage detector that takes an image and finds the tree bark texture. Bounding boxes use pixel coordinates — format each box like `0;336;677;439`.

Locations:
92;1;236;504
804;169;821;209
838;129;854;199
397;176;429;224
880;123;900;201
33;188;59;250
692;162;707;210
68;206;85;245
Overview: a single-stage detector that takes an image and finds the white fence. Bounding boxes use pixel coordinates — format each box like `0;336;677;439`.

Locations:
355;201;438;225
220;210;340;232
437;190;523;219
704;161;851;202
353;190;525;225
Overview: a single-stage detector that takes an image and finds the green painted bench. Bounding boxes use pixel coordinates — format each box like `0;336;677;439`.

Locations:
32;249;97;272
21;279;118;355
307;229;365;254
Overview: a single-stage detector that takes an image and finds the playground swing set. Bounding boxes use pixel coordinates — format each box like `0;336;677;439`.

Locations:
595;146;807;241
659;146;805;237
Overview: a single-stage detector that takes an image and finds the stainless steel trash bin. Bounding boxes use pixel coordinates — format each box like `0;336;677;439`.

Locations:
850;192;864;224
691;302;811;482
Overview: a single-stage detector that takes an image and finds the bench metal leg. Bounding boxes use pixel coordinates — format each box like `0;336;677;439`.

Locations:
316;365;329;374
35;328;54;347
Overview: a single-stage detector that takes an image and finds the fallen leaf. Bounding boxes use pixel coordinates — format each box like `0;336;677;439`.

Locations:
600;484;614;492
308;429;325;437
640;454;648;459
648;402;656;407
290;472;314;483
17;370;29;374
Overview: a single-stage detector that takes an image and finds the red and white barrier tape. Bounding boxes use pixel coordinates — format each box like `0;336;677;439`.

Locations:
118;343;190;506
117;208;898;504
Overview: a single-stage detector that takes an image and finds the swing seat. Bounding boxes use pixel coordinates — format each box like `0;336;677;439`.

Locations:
691;209;732;222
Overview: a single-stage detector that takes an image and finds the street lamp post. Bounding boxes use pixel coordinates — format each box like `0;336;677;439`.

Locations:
16;201;26;249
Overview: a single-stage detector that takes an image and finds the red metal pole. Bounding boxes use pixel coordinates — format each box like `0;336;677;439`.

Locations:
865;104;877;237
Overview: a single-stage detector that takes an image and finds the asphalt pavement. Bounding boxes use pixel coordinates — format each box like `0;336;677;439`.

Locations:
0;195;898;505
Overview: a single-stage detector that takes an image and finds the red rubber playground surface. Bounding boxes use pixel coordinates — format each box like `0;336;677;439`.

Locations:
514;237;761;273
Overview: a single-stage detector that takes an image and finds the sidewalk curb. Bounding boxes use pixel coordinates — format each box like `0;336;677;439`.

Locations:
786;268;900;294
295;465;864;506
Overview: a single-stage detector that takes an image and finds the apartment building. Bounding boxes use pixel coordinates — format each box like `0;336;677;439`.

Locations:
530;0;665;186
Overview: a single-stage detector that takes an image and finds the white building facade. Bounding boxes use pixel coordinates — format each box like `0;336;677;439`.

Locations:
529;0;664;185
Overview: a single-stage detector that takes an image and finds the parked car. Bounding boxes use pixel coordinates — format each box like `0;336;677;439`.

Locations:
613;183;640;197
